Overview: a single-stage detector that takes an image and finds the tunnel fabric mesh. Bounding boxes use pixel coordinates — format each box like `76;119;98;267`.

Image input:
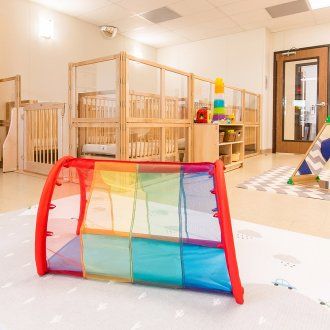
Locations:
47;168;84;275
81;162;137;280
47;160;231;292
133;163;183;286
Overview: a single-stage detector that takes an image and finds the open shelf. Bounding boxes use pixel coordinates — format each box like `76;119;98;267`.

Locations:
224;161;243;172
219;141;243;146
218;122;243;126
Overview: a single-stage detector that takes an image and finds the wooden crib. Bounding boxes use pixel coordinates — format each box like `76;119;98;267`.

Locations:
76;91;187;161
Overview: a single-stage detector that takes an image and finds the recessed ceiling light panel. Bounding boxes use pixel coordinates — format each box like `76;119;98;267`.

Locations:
308;0;330;9
141;7;181;24
266;0;309;18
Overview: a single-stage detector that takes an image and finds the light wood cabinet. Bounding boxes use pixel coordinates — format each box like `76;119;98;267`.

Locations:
193;124;218;162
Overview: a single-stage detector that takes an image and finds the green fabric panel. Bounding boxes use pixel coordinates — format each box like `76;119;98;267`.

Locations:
138;172;181;206
135;167;182;238
82;234;131;280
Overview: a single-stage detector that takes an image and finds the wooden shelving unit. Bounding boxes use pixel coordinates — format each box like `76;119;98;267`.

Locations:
193;123;244;172
192;75;261;172
219;123;244;171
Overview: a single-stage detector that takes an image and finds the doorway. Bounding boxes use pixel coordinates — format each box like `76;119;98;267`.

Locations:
274;46;329;153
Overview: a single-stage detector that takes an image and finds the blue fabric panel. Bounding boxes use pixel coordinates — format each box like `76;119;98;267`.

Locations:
132;238;183;287
48;236;82;273
132;237;231;293
183;244;232;292
321;138;330;161
82;234;131;280
298;160;312;175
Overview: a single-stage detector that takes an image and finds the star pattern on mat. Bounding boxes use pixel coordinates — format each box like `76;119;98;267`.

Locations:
174;309;185;318
238;166;330;201
1;282;13;289
130;321;142;330
50;315;63;324
137;292;147;300
23;297;35;304
212;298;222;306
67;287;77;294
97;303;108;311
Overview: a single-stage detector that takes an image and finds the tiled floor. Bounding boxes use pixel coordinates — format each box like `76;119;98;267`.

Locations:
0;153;329;238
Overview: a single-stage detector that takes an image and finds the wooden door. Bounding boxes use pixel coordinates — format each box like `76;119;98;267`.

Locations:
275;47;329;153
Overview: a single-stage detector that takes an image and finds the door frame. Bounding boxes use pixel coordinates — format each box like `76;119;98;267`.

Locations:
273;44;330;153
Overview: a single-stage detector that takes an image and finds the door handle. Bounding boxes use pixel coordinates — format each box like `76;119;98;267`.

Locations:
316;102;326;107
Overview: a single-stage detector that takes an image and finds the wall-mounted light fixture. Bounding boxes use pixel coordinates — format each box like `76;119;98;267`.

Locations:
39;17;54;39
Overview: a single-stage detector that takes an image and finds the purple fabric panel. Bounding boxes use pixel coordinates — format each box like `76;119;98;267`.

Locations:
182;163;214;174
182;238;219;248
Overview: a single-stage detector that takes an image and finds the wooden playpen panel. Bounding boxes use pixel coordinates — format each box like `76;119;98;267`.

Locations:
127;126;161;161
78;91;188;122
225;87;243;122
22;103;64;175
77;124;120;158
126;124;190;162
244;92;261;157
78;91;118;120
244;93;260;125
129;91;161;119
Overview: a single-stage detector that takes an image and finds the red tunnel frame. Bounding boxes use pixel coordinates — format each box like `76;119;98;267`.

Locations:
35;157;244;304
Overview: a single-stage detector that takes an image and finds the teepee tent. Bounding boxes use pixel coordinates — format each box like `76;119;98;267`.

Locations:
289;117;330;190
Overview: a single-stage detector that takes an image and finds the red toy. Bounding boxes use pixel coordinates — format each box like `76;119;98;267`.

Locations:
196;107;210;123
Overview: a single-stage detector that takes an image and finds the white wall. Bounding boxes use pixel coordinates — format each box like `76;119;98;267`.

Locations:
272;23;330;51
0;0;156;102
157;29;272;149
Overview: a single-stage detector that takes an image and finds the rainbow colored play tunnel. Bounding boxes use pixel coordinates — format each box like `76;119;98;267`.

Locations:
36;157;244;304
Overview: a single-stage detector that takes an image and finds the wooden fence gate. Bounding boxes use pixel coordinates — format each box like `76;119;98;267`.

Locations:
19;103;64;175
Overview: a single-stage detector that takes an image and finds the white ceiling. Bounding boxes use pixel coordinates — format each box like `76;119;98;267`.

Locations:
30;0;330;48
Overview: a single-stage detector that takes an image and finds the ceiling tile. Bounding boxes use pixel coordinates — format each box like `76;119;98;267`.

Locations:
167;0;215;16
111;15;153;33
30;0;110;16
219;0;291;16
78;3;133;25
240;19;272;31
117;0;177;14
176;21;241;41
160;8;226;30
123;25;171;40
150;32;190;48
312;7;330;24
208;0;238;6
231;9;271;25
268;11;316;32
123;27;189;48
201;17;238;30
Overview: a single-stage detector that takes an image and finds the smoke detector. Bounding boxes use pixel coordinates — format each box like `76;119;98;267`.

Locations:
99;25;118;39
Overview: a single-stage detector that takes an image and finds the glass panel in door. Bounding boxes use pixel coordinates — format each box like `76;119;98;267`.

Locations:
283;59;318;142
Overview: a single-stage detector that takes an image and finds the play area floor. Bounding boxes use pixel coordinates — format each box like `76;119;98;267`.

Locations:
238;166;330;201
1;204;329;330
